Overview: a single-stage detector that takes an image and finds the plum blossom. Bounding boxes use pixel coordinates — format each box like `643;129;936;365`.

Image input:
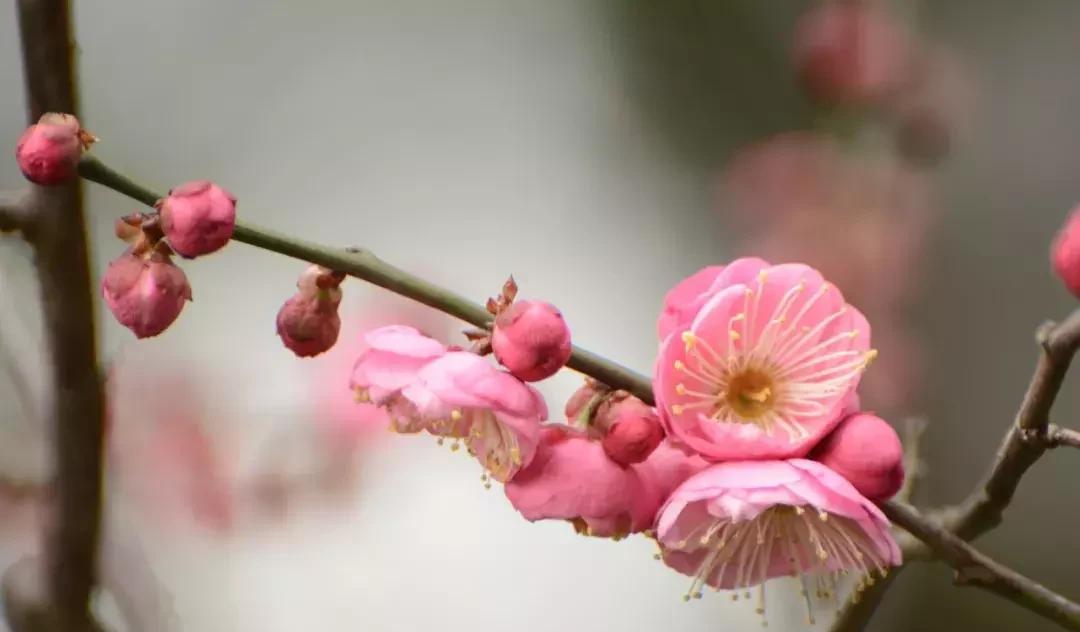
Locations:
402;351;547;482
276;265;345;358
157;180;237;258
811;412;904;501
491;300;572;381
102;248;192;339
656;459;900;625
349;325;448;433
505;426;652;538
655;259;874;460
15;112;96;185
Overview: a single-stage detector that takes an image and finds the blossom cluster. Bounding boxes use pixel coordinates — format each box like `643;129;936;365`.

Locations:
354;259;904;625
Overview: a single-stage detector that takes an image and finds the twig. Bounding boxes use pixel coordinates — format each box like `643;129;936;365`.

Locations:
942;309;1080;541
76;155;654;403
1047;425;1080;449
883;501;1080;631
74;148;1080;632
13;1;106;631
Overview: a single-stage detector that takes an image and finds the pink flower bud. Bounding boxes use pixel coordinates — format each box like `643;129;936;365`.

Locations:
602;408;664;467
102;250;192;339
810;412;904;501
1052;205;1080;297
158;181;237;258
792;2;911;107
15;113;96;185
276;265;344;358
491;300;571;382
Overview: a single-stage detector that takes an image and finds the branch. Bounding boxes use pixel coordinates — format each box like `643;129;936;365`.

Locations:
0;190;31;234
13;1;106;631
75;149;1080;632
942;308;1080;541
77;155;655;403
1047;425;1080;449
883;501;1080;631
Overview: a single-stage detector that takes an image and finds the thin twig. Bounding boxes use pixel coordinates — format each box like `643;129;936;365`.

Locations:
1047;425;1080;449
884;501;1080;631
76;155;1080;632
14;1;106;631
941;309;1080;541
77;155;654;403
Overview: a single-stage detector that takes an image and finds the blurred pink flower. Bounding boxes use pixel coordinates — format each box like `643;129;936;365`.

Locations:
656;459;900;621
655;260;874;460
792;1;912;107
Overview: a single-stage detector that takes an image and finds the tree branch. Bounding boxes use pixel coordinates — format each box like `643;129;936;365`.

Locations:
1047;425;1080;449
12;1;106;631
883;501;1080;631
942;309;1080;541
74;155;1080;632
76;155;654;403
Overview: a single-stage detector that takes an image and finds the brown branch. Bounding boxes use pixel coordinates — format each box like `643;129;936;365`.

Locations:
884;501;1080;631
76;155;655;403
942;309;1080;541
1047;425;1080;449
11;1;106;631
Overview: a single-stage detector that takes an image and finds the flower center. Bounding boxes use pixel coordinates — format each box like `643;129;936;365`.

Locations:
725;369;774;419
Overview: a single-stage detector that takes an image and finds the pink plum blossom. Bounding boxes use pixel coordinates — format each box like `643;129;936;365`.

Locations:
505;426;652;538
349;325;448;433
402;351;547;482
811;412;904;501
601;405;665;466
656;459;900;624
15;112;96;185
276;265;344;358
1052;204;1080;298
792;1;911;107
491;300;572;382
158;180;237;257
655;260;874;460
102;249;192;339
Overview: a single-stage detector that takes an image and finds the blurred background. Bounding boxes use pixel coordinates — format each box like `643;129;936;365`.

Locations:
1;0;1079;630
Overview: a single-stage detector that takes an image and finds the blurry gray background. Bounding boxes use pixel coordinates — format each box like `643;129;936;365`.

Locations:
1;1;1079;630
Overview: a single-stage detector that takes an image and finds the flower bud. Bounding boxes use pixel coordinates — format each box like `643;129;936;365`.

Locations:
491;300;571;382
792;1;910;107
810;412;904;501
602;408;665;467
1052;205;1080;298
158;180;236;258
276;265;344;358
102;249;192;339
15;113;96;185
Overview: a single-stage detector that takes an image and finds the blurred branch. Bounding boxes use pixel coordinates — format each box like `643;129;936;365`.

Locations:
0;190;31;235
883;501;1080;631
77;155;654;403
9;1;107;631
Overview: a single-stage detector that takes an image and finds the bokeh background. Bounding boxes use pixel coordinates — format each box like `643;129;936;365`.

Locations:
1;1;1080;630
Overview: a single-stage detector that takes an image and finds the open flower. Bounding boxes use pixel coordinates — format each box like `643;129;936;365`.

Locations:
655;260;874;460
350;325;448;433
656;459;900;625
402;351;547;482
505;426;652;538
